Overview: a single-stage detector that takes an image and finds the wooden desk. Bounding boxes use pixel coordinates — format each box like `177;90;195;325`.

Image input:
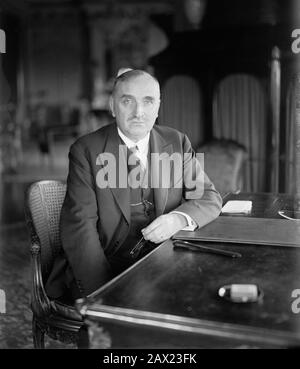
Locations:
77;193;300;348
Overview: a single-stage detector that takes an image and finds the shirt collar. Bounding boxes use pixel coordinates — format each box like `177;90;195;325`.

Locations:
117;127;150;155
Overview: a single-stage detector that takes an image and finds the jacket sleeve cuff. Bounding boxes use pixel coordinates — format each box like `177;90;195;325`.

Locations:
170;211;198;231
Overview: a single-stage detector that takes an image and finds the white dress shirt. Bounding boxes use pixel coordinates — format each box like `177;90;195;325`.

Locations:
117;128;197;231
118;128;149;168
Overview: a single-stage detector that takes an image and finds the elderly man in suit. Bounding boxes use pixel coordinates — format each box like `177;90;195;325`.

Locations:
45;69;222;302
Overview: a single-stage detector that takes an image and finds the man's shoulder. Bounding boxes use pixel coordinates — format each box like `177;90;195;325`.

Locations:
153;124;185;140
71;123;115;151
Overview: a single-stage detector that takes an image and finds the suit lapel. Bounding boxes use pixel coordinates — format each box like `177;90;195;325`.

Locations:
150;126;173;217
102;124;131;224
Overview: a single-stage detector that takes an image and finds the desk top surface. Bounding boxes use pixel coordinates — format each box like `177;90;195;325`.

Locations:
82;193;300;346
86;240;300;332
222;192;299;218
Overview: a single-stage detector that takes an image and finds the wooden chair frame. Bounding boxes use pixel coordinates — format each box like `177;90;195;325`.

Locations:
25;180;83;349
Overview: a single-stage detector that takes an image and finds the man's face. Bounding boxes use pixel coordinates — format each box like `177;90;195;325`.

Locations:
110;75;160;142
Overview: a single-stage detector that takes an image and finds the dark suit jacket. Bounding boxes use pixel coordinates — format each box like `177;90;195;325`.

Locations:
45;123;222;299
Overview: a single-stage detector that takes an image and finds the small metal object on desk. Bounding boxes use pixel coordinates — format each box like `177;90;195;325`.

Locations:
218;284;263;303
173;240;242;258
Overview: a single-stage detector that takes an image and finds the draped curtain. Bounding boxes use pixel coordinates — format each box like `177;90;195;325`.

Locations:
158;75;204;148
286;76;300;199
212;74;267;192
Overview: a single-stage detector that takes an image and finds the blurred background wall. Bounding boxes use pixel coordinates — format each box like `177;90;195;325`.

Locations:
0;0;299;198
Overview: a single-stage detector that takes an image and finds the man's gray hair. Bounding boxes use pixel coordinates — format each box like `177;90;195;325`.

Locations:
112;69;160;95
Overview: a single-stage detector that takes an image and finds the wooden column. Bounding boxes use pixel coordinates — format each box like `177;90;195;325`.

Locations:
270;46;281;193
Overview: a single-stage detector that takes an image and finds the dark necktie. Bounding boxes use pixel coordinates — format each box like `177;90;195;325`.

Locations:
128;146;145;187
128;145;153;214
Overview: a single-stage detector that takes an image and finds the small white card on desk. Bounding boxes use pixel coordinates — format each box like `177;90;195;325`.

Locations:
221;200;252;214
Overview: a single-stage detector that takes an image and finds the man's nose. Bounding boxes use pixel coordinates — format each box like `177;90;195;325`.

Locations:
133;102;145;118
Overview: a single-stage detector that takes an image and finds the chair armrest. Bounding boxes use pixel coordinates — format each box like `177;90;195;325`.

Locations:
30;242;52;317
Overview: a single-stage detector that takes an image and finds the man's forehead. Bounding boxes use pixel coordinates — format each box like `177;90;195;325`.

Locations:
115;75;160;97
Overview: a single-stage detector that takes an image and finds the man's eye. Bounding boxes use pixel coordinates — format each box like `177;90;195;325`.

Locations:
144;100;154;105
123;99;132;105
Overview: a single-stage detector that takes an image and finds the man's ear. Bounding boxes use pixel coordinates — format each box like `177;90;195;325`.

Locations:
109;96;115;117
156;98;161;117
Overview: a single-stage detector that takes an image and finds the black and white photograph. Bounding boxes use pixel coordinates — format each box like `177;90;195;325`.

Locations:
0;0;300;353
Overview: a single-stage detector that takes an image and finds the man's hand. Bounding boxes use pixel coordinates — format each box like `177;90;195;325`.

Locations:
142;213;188;244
